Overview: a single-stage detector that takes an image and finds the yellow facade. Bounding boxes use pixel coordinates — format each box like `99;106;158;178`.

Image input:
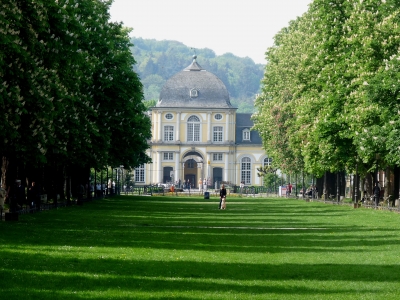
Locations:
135;57;268;188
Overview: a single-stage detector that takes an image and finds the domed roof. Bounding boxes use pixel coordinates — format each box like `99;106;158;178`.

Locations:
157;56;233;108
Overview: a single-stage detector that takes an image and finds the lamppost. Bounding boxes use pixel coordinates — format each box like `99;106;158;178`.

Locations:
114;168;118;195
182;162;185;189
375;153;380;207
198;161;203;192
336;172;340;203
120;165;124;194
375;153;380;186
354;160;359;206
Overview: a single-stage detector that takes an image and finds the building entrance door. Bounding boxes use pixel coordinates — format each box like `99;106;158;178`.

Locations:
213;167;223;189
163;167;173;184
184;174;195;189
182;152;204;189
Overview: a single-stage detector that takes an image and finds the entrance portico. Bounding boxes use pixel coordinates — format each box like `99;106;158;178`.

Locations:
182;151;204;189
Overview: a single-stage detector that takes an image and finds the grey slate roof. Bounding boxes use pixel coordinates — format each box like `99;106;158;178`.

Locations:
157;56;233;108
236;113;262;145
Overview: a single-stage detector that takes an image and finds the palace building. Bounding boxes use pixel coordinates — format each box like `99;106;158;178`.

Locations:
135;56;271;189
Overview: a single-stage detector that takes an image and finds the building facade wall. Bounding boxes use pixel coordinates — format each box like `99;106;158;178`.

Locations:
137;108;267;188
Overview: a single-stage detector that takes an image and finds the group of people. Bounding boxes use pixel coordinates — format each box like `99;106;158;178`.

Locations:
90;182;108;198
0;179;41;213
300;185;318;198
197;178;210;191
360;182;381;206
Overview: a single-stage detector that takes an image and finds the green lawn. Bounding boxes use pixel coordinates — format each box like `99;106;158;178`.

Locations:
1;195;400;299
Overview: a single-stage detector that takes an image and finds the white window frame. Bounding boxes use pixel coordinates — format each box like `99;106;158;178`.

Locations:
135;164;145;183
165;113;173;120
213;153;223;161
214;113;222;120
187;115;200;142
264;157;273;166
164;125;174;141
243;129;250;141
190;89;198;98
241;157;251;184
213;126;223;142
163;152;174;161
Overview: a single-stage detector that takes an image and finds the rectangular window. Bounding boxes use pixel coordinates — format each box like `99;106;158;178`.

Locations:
241;161;251;184
135;164;145;182
243;130;250;141
264;157;273;166
241;170;251;184
213;126;223;142
163;152;174;160
164;126;174;141
213;153;223;161
187;123;200;141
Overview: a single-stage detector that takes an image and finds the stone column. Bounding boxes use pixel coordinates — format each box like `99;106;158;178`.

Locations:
206;153;211;179
207;112;211;142
175;152;180;183
224;152;229;181
158;111;162;142
150;151;155;184
225;112;229;142
176;111;181;142
157;151;162;183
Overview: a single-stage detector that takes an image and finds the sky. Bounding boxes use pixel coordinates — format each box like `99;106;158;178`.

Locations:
109;0;312;65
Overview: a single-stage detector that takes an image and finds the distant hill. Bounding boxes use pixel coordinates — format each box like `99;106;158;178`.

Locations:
130;37;264;113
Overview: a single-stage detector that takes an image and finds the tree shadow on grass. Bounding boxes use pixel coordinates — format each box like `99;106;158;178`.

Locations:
0;252;398;299
2;196;400;255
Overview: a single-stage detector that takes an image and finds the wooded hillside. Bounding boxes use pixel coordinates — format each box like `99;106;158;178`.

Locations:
130;38;264;113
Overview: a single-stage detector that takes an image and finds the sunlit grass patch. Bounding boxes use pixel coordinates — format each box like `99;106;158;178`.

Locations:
1;196;400;299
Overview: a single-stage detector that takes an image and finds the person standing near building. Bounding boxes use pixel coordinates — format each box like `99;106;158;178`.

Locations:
27;181;39;212
373;182;381;207
288;182;293;196
8;179;25;212
240;181;244;194
219;184;227;209
198;178;202;191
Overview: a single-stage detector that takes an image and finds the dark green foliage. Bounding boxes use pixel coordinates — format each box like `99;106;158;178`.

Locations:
131;37;264;112
0;0;151;192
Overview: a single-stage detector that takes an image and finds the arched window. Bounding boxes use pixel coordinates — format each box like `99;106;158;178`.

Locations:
187;115;200;142
264;157;273;167
241;157;251;184
135;164;145;183
190;89;198;98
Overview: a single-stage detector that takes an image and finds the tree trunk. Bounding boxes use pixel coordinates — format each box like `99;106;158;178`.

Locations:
361;176;366;200
1;156;9;189
366;173;373;196
384;166;391;199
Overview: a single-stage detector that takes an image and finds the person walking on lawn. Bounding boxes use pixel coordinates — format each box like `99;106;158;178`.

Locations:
219;184;227;209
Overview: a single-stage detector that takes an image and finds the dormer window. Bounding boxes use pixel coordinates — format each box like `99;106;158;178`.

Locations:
243;129;250;141
190;88;198;98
